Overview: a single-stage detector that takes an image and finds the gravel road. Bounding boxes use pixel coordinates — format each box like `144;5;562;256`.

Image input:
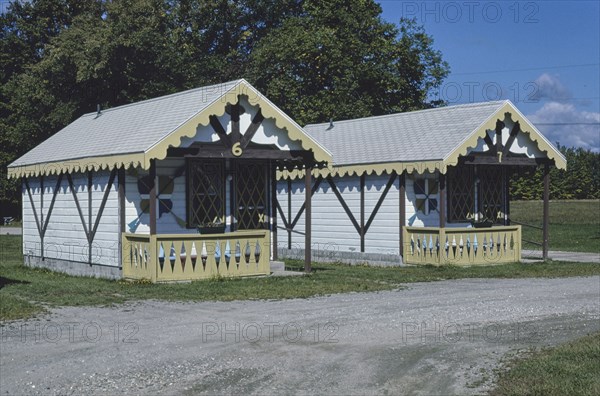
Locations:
1;276;599;395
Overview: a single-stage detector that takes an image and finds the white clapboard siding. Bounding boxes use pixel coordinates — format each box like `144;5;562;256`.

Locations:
22;171;120;266
125;159;237;235
405;173;442;228
277;171;448;256
363;174;400;255
278;176;363;254
156;158;191;235
22;178;41;257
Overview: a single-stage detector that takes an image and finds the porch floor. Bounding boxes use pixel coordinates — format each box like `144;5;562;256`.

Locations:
270;261;304;277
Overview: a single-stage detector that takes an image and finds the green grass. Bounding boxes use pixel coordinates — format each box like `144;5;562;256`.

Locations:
1;220;22;228
491;332;600;396
511;200;600;253
1;235;599;321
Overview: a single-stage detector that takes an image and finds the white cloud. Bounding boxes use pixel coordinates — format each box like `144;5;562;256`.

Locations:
527;102;600;152
530;73;572;102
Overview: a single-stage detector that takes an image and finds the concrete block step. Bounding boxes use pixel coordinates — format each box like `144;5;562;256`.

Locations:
270;260;285;271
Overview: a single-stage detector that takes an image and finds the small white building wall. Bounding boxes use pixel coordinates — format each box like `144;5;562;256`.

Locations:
125;159;248;235
405;172;441;228
124;95;296;236
124;159;195;235
22;170;120;266
467;124;545;158
278;173;427;256
179;96;304;151
22;177;41;257
363;174;401;255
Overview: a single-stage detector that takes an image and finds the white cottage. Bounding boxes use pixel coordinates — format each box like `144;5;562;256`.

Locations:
276;101;566;266
8;80;331;281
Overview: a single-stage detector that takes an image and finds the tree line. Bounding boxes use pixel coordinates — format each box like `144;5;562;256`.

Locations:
510;145;600;200
1;1;596;214
1;0;449;208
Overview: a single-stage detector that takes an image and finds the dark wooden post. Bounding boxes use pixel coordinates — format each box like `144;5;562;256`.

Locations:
360;173;365;252
399;172;406;258
304;167;312;273
40;176;44;260
542;163;550;260
287;178;292;249
118;167;126;268
88;171;93;264
149;160;157;235
118;168;126;233
439;173;446;228
504;167;511;226
271;163;278;261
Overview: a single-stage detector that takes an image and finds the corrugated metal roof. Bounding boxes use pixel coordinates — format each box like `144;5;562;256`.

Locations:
10;80;242;167
303;101;507;166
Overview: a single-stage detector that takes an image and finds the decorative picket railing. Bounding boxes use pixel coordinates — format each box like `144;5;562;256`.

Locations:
122;230;270;282
403;226;521;266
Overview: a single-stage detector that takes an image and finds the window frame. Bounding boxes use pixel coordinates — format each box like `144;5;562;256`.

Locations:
185;158;226;229
447;166;475;223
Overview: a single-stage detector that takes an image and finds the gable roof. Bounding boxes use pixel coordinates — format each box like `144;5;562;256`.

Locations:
287;100;565;179
8;79;332;178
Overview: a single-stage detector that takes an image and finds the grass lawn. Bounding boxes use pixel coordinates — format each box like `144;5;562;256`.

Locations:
1;235;599;321
1;220;22;228
491;332;600;396
510;200;600;253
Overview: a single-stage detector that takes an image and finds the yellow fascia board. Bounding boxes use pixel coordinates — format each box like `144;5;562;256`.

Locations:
7;153;145;179
277;160;444;180
443;100;567;170
144;79;332;168
8;79;333;179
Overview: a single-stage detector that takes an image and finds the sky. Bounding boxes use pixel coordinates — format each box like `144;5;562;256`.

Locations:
377;0;600;152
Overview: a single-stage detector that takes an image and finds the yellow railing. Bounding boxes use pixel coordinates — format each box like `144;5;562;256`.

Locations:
122;234;153;280
122;230;271;282
403;225;521;266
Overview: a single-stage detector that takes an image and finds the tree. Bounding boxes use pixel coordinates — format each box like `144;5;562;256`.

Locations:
0;0;102;207
247;0;450;125
510;145;600;201
1;0;450;210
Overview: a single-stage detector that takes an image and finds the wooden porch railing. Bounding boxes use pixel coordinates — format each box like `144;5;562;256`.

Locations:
403;226;521;266
122;230;271;282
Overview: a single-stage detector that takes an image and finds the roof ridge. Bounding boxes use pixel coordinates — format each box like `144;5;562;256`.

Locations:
304;100;508;128
81;79;244;117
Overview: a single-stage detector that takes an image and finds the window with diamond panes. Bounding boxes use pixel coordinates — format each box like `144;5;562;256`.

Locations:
414;178;438;215
234;161;267;230
447;167;474;222
479;166;504;223
187;159;225;228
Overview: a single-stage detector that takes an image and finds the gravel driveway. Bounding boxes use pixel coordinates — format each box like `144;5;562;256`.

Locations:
2;276;599;395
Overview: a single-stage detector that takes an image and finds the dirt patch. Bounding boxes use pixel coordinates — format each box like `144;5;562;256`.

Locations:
1;276;599;395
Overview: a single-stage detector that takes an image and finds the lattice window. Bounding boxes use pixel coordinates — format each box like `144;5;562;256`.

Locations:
234;161;267;230
414;178;438;215
479;166;504;223
448;166;474;222
187;159;225;228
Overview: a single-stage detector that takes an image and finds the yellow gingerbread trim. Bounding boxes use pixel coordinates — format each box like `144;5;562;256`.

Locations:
444;101;566;170
7;153;145;179
277;160;444;180
145;79;332;168
278;101;566;181
8;79;332;179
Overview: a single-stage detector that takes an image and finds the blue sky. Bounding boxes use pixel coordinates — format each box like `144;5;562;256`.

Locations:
377;0;600;151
